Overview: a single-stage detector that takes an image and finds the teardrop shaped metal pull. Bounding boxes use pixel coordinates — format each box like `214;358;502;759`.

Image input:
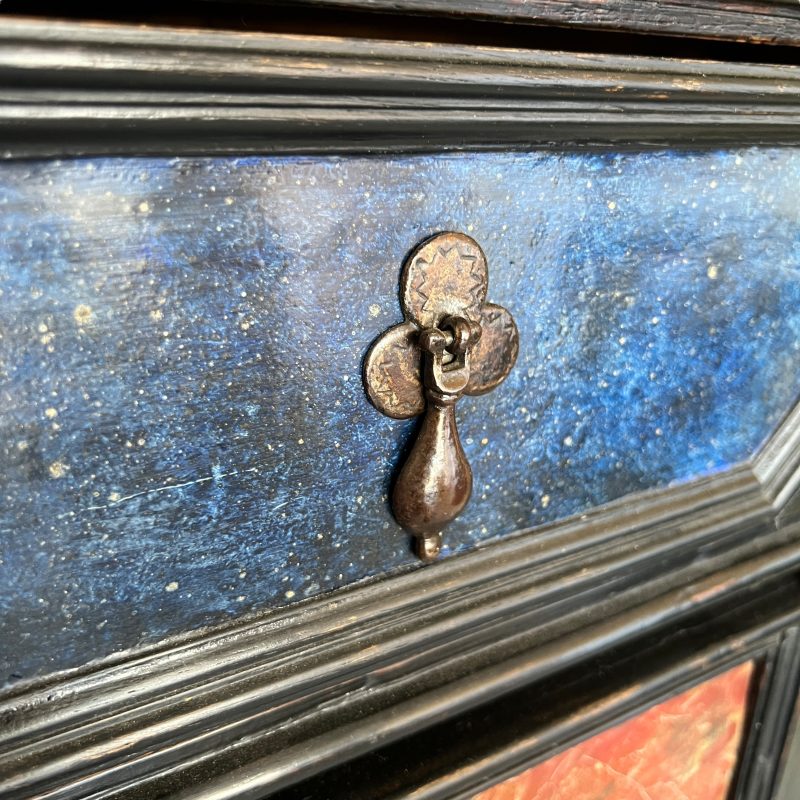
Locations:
364;233;518;561
392;317;478;560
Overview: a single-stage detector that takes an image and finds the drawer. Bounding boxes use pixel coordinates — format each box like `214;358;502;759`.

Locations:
3;148;800;680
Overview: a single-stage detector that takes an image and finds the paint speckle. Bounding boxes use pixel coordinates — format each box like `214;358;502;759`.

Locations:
707;264;719;279
285;590;295;599
73;304;93;326
165;581;179;592
44;407;58;419
150;309;163;322
48;461;67;479
138;201;150;213
369;304;381;318
607;200;617;210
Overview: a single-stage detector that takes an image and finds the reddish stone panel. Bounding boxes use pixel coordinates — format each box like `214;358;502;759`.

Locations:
474;661;754;800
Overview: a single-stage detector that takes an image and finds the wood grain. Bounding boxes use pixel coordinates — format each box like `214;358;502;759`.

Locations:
268;0;800;46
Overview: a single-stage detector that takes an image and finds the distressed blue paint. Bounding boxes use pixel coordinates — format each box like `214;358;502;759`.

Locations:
1;149;800;684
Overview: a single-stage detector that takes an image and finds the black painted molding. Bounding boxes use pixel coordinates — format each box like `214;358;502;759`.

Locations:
2;18;800;158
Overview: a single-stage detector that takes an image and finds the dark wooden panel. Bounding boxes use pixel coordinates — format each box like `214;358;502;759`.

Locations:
434;662;757;800
259;0;800;46
7;1;800;62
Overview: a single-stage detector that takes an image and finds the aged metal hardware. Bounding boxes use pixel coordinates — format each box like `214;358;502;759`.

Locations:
364;232;518;561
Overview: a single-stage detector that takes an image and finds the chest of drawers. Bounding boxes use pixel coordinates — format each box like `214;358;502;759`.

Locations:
2;7;800;799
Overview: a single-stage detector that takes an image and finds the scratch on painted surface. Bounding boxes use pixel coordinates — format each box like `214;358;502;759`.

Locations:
83;467;260;511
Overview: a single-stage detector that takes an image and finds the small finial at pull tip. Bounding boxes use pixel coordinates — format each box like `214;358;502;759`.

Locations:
415;532;442;562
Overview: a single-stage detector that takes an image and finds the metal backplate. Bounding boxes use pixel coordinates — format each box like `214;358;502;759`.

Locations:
364;233;519;419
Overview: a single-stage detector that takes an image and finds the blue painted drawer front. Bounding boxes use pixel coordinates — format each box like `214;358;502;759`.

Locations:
2;149;800;685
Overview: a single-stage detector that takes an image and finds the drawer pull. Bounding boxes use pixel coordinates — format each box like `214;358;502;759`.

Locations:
364;232;518;561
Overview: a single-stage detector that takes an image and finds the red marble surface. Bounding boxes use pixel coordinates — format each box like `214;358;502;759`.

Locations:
474;661;754;800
